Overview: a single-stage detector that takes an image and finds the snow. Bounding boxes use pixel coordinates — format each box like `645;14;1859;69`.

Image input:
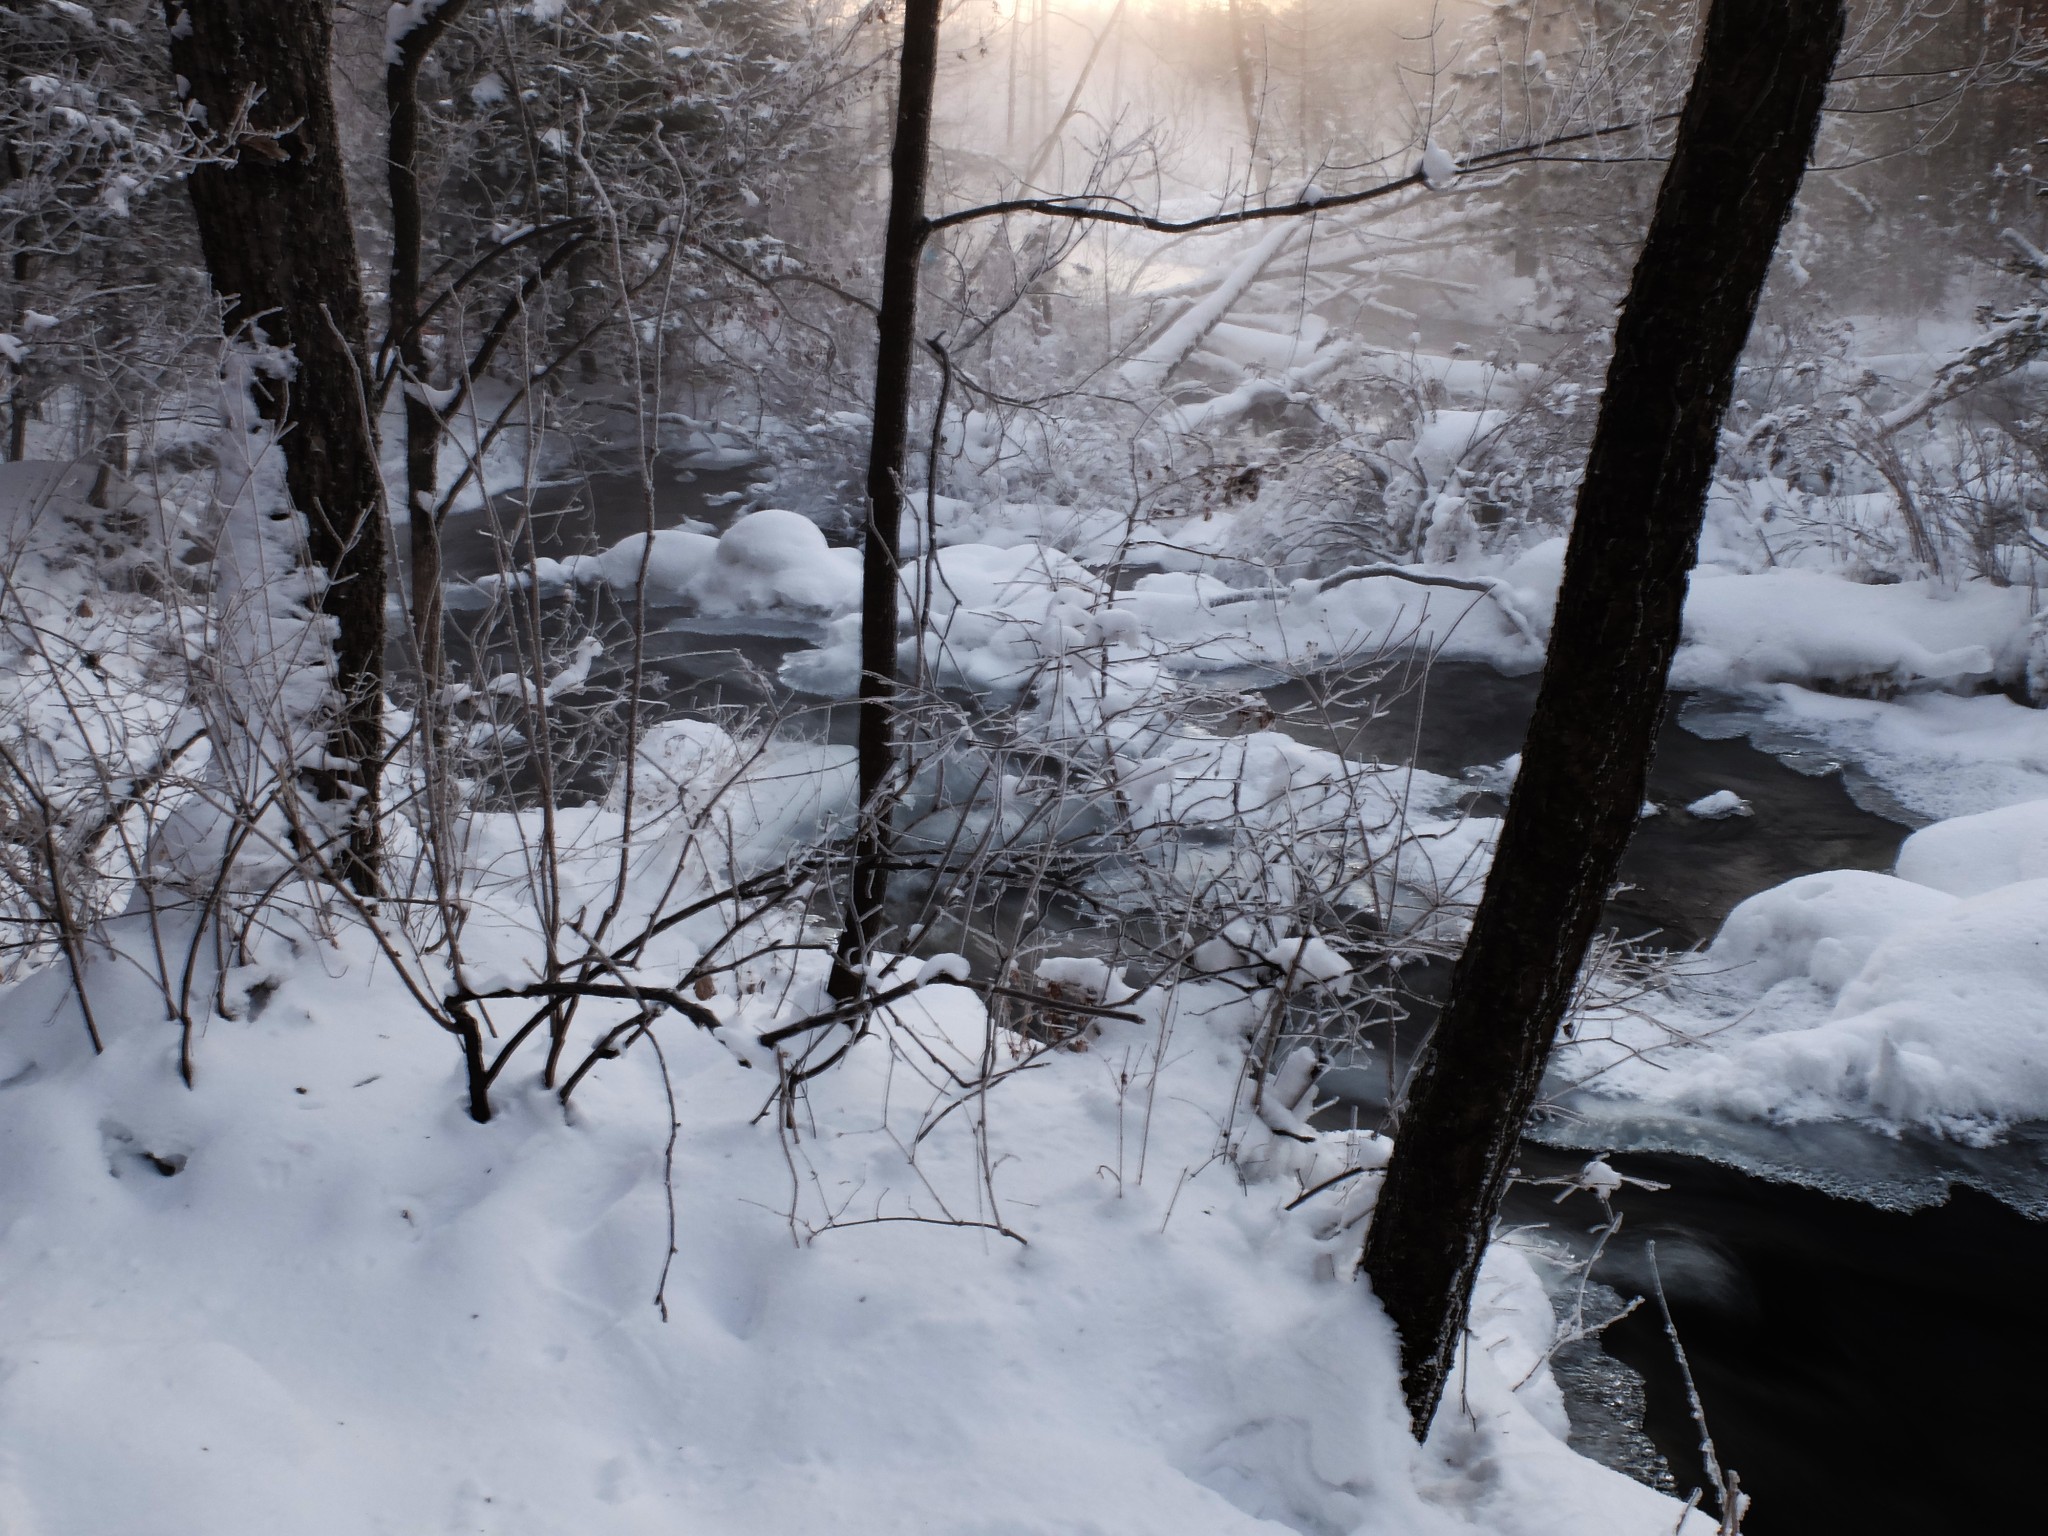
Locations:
1205;315;1330;373
1419;141;1459;191
703;506;860;614
1672;568;2019;694
1557;803;2048;1139
1706;871;1958;992
776;533;1565;696
22;42;2048;1520
1035;954;1136;1004
787;540;1106;697
464;509;860;624
456;472;2048;773
1684;790;1752;820
913;951;971;984
0;890;1708;1536
1259;933;1355;987
0;424;1703;1529
1572;1158;1624;1200
1895;798;2048;896
0;415;1698;1532
1122;222;1303;392
594;526;721;594
385;1;456;67
1690;685;2048;824
380;376;545;524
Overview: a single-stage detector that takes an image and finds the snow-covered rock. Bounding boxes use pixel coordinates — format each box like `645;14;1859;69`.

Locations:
1685;790;1753;820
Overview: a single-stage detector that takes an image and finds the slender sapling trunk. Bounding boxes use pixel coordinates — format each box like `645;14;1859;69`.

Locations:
829;0;944;1002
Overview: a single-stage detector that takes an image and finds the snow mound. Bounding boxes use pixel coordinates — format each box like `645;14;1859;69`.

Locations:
769;511;2048;728
785;541;1108;697
1895;797;2048;897
1706;870;1958;993
464;511;859;625
1685;790;1752;820
593;526;720;594
702;508;860;616
1673;568;2023;693
913;951;970;985
1679;878;2048;1134
613;719;856;876
1558;806;2048;1139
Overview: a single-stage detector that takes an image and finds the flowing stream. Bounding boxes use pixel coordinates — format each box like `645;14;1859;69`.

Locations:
431;459;2047;1535
1298;663;2048;1533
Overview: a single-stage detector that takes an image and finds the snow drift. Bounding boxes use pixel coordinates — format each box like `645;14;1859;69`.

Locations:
1557;799;2048;1140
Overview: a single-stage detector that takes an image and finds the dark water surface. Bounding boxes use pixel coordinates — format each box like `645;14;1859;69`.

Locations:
1289;663;2045;1533
1267;658;1909;950
1506;1145;2048;1535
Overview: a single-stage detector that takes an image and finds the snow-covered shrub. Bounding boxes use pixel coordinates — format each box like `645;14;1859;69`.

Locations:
0;1;215;480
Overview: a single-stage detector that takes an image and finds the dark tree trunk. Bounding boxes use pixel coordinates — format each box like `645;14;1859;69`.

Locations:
3;111;30;460
386;0;471;695
165;0;387;894
828;0;943;1003
1358;0;1847;1438
4;252;28;462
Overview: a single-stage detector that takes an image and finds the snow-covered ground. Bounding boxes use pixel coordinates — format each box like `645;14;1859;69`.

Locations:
0;843;1705;1536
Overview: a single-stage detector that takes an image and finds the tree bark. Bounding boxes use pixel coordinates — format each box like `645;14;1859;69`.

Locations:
4;243;29;462
387;0;471;695
166;0;387;894
1358;0;1847;1439
828;0;943;1002
2;86;32;461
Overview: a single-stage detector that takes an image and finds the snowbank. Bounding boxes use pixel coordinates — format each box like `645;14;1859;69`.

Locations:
1672;567;2025;693
1895;798;2048;895
582;507;861;618
0;920;1705;1536
458;507;862;622
1689;684;2048;824
1705;870;1957;992
452;474;2048;758
1556;800;2048;1140
784;540;1110;696
905;494;1141;556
